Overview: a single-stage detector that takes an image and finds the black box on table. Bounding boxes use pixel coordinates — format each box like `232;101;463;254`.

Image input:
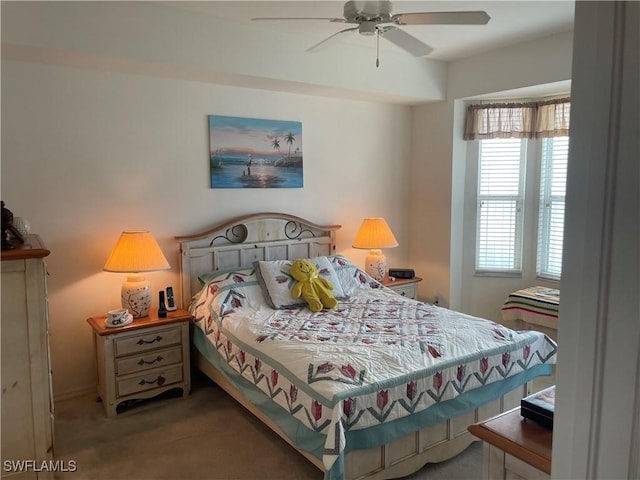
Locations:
388;268;415;279
521;385;555;429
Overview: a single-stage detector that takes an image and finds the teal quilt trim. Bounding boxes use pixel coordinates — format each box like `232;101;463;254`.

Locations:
193;329;326;456
331;332;550;402
341;365;550;451
193;328;552;480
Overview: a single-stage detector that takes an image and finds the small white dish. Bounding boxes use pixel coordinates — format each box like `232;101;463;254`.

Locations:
105;313;133;328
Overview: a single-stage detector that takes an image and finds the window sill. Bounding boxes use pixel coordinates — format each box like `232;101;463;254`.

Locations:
474;271;523;278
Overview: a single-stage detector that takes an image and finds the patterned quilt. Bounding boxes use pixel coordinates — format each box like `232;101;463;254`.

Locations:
190;262;557;476
501;286;560;329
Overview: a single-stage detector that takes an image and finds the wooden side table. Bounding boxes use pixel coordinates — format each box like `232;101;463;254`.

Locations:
87;308;192;417
468;407;552;480
382;276;422;299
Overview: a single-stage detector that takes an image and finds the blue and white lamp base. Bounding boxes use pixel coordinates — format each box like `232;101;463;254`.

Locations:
365;249;387;282
121;273;152;318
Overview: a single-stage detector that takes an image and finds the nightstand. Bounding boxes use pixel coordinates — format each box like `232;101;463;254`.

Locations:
382;276;422;299
87;308;192;417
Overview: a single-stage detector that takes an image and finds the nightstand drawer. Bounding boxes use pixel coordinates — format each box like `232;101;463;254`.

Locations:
388;284;417;299
116;346;183;376
382;277;422;300
114;326;182;357
117;364;183;397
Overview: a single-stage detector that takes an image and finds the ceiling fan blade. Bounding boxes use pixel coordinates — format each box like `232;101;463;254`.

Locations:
392;11;490;26
251;17;346;23
307;27;359;53
381;27;433;57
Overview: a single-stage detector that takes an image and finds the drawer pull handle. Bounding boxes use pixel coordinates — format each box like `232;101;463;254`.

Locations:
400;292;406;296
137;335;162;345
138;355;163;366
138;375;165;386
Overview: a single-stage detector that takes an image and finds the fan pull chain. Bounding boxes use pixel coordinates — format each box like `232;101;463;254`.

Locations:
376;28;380;68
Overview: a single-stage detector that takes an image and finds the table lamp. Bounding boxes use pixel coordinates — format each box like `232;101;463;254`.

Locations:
103;230;170;318
352;217;398;282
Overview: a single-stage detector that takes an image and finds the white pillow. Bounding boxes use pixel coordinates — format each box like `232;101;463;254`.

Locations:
327;255;382;295
254;256;346;309
192;268;266;317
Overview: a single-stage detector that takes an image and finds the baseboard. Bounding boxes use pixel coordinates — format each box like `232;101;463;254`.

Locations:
54;385;97;402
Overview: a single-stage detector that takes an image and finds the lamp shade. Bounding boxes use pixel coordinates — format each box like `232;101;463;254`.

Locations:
352;218;398;282
103;230;170;273
103;231;170;318
352;218;399;250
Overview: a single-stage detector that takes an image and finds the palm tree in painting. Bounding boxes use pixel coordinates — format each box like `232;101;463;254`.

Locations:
270;135;300;167
271;137;284;158
284;132;296;159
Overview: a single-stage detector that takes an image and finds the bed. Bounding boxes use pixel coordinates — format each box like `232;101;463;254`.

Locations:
175;213;557;480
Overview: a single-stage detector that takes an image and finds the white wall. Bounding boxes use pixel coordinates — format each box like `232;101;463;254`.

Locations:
409;100;455;306
410;31;573;319
1;60;412;398
0;1;419;399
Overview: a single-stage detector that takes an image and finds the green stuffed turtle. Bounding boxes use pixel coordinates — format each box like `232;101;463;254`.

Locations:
290;258;338;312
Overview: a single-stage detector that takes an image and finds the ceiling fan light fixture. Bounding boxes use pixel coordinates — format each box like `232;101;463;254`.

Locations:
359;21;377;36
252;1;490;59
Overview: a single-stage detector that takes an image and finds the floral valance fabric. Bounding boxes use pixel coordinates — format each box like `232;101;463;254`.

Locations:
464;97;570;140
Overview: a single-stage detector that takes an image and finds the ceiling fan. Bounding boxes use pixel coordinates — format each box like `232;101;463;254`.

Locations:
251;1;490;65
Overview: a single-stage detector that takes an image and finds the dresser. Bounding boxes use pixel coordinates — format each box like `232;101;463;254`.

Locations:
1;235;54;479
87;309;192;417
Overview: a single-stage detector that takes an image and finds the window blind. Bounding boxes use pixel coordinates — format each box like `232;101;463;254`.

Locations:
476;138;525;273
537;136;569;279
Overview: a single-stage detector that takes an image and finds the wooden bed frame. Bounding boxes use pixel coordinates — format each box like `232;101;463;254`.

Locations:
175;212;527;480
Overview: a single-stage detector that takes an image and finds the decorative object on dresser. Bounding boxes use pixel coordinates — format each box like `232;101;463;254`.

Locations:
106;308;132;328
1;201;25;249
382;275;422;299
87;308;192;417
103;230;171;318
352;217;398;281
1;234;54;475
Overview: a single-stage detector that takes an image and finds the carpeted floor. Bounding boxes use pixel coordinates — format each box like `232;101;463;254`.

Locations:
53;370;482;480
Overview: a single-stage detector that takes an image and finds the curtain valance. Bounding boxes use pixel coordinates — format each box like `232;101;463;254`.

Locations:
464;97;570;140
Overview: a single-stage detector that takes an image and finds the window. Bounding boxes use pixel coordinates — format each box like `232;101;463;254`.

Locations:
466;98;570;280
537;136;569;279
475;136;569;278
476;138;526;273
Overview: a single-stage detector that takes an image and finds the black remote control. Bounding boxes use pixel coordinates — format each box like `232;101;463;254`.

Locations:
158;291;167;318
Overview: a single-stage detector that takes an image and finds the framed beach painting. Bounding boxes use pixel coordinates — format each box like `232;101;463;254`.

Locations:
208;115;303;188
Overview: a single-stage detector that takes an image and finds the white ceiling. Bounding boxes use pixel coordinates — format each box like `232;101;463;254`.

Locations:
162;1;575;62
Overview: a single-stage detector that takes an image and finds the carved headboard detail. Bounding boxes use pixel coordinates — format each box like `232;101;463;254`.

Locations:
174;212;341;308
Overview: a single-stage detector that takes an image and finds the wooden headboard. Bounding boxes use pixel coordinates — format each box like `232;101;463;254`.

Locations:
174;212;341;308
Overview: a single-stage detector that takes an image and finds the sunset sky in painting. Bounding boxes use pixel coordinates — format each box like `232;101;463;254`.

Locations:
209;115;303;158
